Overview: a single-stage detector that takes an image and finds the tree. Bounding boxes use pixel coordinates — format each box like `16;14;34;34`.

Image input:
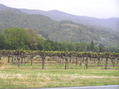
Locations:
0;33;5;49
4;27;30;49
26;29;39;50
87;40;98;52
98;43;105;52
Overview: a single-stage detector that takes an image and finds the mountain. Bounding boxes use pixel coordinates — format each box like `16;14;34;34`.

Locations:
0;4;119;47
20;9;119;32
0;4;9;10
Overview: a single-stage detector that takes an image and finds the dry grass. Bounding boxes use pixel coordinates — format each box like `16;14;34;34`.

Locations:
0;58;119;88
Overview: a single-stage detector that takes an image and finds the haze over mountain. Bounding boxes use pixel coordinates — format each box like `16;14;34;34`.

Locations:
0;4;119;47
20;9;119;32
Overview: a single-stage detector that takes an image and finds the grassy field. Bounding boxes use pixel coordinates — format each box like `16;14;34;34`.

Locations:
0;59;119;89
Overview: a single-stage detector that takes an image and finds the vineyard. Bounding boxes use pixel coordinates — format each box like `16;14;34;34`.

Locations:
0;50;119;88
0;3;119;88
0;50;119;69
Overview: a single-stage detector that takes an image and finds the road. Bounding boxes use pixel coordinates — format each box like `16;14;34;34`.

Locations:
23;85;119;89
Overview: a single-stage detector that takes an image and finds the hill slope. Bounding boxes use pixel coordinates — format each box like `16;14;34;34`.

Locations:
0;4;119;47
20;9;119;32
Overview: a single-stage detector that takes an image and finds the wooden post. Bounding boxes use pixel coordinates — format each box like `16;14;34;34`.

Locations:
76;57;78;65
65;56;68;69
97;57;101;66
42;58;45;69
85;56;88;69
17;56;20;68
111;58;115;67
40;51;46;69
80;57;83;66
8;56;10;63
105;58;108;69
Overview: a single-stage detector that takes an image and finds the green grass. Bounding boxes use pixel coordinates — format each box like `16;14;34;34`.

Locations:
0;63;119;89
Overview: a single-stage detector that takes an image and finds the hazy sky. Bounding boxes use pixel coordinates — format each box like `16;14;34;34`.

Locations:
0;0;119;18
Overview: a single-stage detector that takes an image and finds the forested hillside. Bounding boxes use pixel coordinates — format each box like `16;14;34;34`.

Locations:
21;9;119;32
0;4;119;47
0;27;119;52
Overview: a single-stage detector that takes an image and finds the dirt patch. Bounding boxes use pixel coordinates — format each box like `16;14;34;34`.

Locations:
78;75;119;79
0;73;28;80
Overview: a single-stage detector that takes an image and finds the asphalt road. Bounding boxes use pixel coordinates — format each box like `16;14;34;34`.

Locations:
17;85;119;89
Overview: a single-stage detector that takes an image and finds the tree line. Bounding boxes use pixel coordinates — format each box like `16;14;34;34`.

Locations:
0;27;119;52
